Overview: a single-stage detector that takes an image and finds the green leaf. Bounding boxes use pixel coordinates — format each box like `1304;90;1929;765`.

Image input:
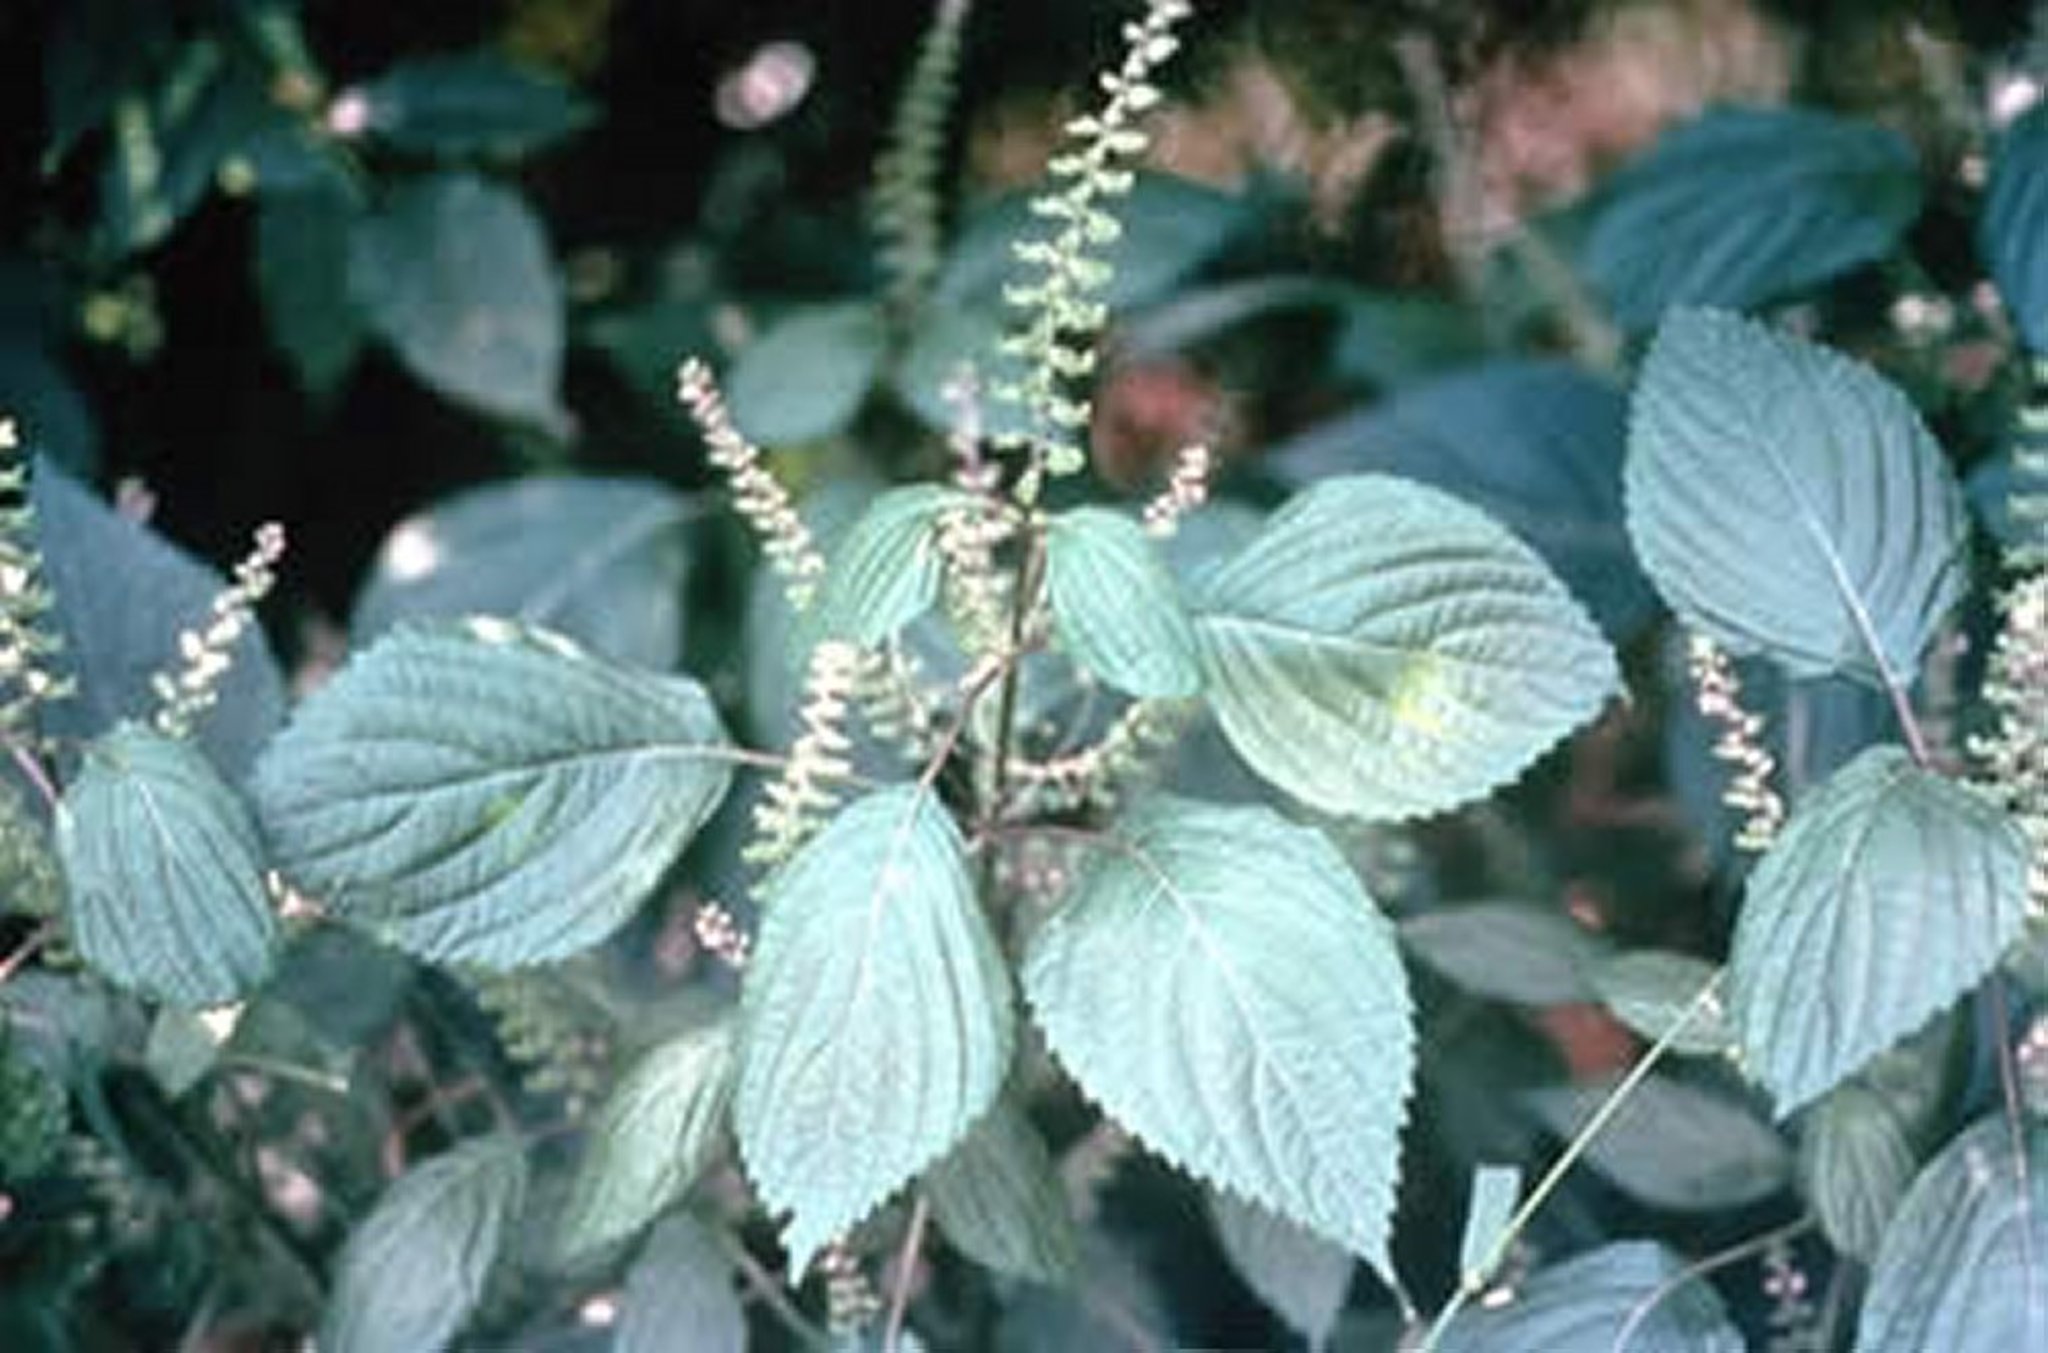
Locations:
1400;902;1608;1007
1192;474;1619;821
256;188;366;398
1457;1165;1521;1284
1578;106;1921;330
1728;745;2030;1115
253;621;734;968
1799;1081;1918;1262
353;476;696;671
557;1012;735;1260
1981;104;2048;353
1589;952;1734;1057
143;1006;227;1097
1626;308;1967;684
57;725;277;1008
1858;1115;2048;1351
618;1215;746;1353
806;485;971;649
1210;1192;1353;1350
888;306;1035;442
320;1137;528;1353
736;786;1012;1273
349;172;565;427
1439;1241;1744;1353
1045;508;1199;698
1525;1075;1789;1211
350;51;595;158
1023;796;1412;1272
926;1099;1080;1284
726;302;889;446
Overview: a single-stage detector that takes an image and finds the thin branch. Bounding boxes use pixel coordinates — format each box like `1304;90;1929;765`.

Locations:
1609;1214;1813;1352
720;1228;833;1352
883;1194;932;1352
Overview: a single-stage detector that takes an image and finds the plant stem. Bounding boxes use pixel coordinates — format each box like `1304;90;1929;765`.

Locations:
720;1227;834;1352
884;1193;932;1352
1607;1214;1812;1352
1417;968;1726;1352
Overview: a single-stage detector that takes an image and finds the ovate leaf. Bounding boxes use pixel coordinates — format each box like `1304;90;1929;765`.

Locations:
1798;1081;1918;1262
320;1137;528;1353
256;188;366;397
349;173;565;427
57;725;276;1008
557;1013;735;1260
1729;746;2030;1114
1590;952;1734;1057
1858;1115;2048;1351
736;786;1012;1272
1439;1241;1744;1353
349;51;595;158
253;621;734;968
726;302;888;446
1045;508;1199;698
926;1099;1079;1284
1210;1192;1354;1350
1626;308;1967;684
1024;796;1413;1272
1192;474;1619;821
1579;106;1921;330
806;485;971;649
1982;103;2048;354
1525;1075;1790;1211
619;1216;745;1353
1400;902;1608;1007
353;476;696;671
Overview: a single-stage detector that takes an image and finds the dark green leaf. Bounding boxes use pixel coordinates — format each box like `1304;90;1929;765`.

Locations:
1799;1081;1917;1262
1045;508;1199;698
1982;103;2048;353
736;786;1012;1272
1858;1115;2048;1350
350;52;595;158
1193;474;1619;821
1729;745;2029;1115
805;485;971;649
618;1215;745;1353
353;476;696;670
1400;902;1609;1006
1024;796;1412;1272
256;188;367;398
1210;1192;1353;1350
888;306;1035;442
253;621;734;968
1580;106;1921;330
926;1099;1079;1284
1439;1241;1743;1352
726;302;889;446
57;725;276;1008
1626;309;1967;684
994;1232;1171;1353
320;1137;528;1353
349;173;565;427
1589;952;1733;1057
558;1013;734;1260
33;459;286;779
1525;1075;1789;1211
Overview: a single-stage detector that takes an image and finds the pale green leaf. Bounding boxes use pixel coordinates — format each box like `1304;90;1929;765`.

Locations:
1439;1241;1744;1353
727;301;889;446
320;1137;528;1353
1045;508;1199;698
1192;474;1618;821
1982;103;2048;353
1589;951;1734;1057
1857;1115;2048;1351
252;621;734;969
736;786;1012;1273
1400;902;1608;1006
1457;1165;1521;1284
1729;745;2030;1114
1210;1192;1353;1350
806;485;972;650
1023;796;1413;1272
143;1006;226;1097
1626;308;1967;684
57;725;277;1008
557;1012;735;1260
926;1099;1079;1284
1526;1075;1789;1211
618;1215;746;1353
1799;1081;1918;1262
